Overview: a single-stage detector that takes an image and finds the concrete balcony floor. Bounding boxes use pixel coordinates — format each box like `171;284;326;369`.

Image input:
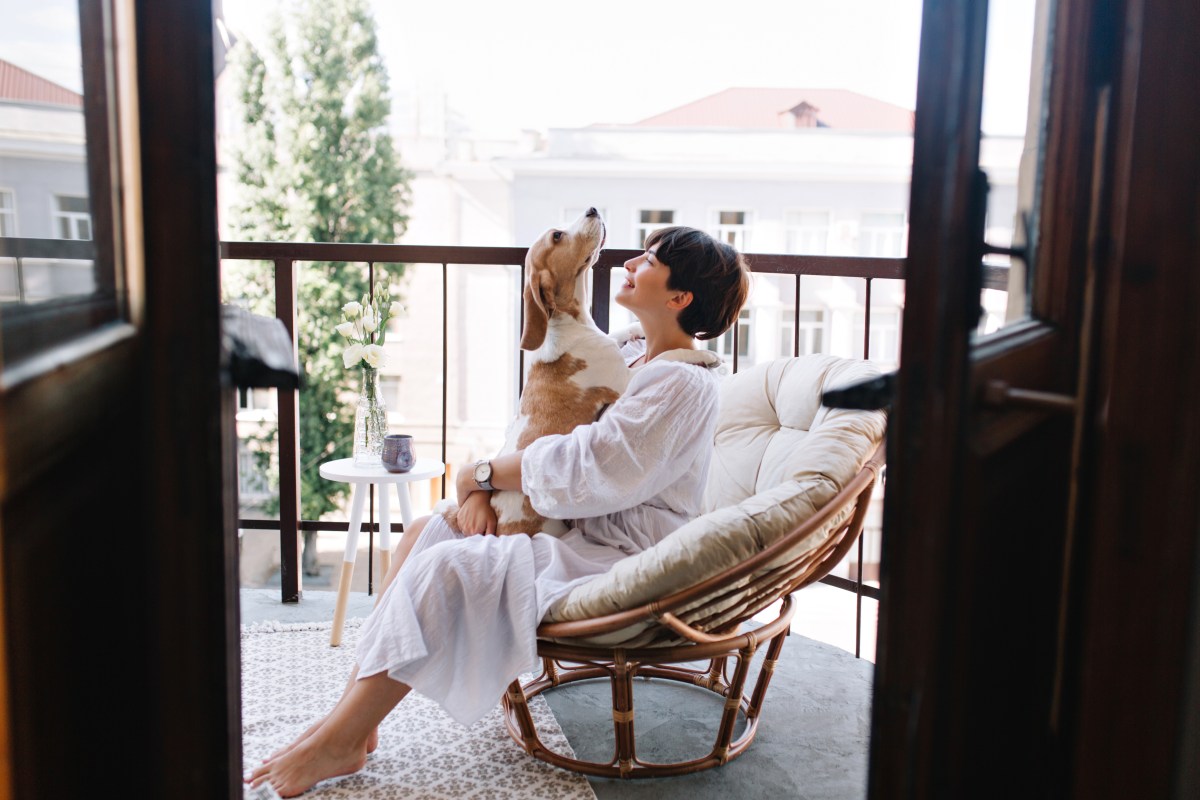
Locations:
240;580;875;800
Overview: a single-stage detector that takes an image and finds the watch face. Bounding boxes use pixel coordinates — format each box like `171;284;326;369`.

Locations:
474;461;491;482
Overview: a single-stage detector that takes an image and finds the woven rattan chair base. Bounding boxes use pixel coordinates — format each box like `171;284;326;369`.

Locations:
503;443;885;779
502;598;796;779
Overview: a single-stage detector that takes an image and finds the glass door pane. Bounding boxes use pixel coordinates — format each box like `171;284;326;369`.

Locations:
977;0;1056;334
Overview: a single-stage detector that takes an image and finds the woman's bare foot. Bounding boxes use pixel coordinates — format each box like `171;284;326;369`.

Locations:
248;735;368;798
266;719;378;761
267;664;376;762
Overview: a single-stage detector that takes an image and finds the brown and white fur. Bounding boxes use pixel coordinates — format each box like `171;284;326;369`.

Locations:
442;208;630;536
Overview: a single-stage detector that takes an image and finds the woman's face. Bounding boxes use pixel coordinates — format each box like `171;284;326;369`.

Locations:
615;246;679;316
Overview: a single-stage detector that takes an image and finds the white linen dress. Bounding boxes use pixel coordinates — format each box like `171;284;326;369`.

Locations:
355;338;725;726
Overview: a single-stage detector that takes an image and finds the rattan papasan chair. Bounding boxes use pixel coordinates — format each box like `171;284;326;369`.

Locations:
502;354;888;778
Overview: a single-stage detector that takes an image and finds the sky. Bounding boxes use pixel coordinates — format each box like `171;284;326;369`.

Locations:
0;0;1038;137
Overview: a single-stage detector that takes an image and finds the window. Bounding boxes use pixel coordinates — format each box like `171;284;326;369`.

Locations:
53;195;92;240
0;189;17;237
781;308;826;355
636;209;674;247
1;0;125;370
706;308;751;363
785;211;830;255
237;439;272;501
858;212;907;257
237;386;276;413
711;210;751;250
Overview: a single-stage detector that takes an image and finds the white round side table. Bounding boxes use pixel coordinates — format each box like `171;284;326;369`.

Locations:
318;457;445;646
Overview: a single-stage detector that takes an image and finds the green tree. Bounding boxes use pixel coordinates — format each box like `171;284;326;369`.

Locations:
229;0;411;575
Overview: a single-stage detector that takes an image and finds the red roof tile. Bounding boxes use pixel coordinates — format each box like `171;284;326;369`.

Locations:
0;59;83;108
626;88;912;132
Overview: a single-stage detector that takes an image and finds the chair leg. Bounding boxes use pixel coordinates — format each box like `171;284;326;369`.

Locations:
505;679;540;754
746;627;788;720
712;639;758;763
611;650;636;777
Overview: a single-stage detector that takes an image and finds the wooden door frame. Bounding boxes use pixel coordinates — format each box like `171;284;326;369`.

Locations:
1061;0;1200;795
133;0;242;796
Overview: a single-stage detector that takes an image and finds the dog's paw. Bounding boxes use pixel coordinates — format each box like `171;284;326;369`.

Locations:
608;322;644;346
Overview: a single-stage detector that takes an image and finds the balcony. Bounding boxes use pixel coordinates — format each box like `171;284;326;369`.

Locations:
221;240;1009;628
222;240;1003;796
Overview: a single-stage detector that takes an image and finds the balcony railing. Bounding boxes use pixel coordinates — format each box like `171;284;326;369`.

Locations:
218;240;1008;658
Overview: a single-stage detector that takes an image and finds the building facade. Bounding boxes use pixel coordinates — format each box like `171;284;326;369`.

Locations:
0;59;93;303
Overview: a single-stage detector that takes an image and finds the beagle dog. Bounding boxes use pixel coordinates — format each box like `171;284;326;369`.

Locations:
443;208;630;535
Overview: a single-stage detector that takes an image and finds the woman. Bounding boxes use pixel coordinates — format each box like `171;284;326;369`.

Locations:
249;227;750;796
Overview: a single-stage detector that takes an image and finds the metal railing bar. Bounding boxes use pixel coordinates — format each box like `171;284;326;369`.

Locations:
219;241;909;282
863;277;873;361
518;264;525;398
856;277;873;658
743;253;903;279
441;262;448;500
794;275;802;356
273;257;302;603
220;241;528;265
856;531;865;659
591;264;611;333
367;262;375;594
239;519;407;533
732;319;740;374
368;484;375;595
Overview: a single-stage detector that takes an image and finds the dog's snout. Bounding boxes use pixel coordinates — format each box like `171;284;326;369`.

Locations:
585;207;598;218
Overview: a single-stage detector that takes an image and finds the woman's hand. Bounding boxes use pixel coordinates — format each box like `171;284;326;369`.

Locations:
456;465;479;507
457;491;497;536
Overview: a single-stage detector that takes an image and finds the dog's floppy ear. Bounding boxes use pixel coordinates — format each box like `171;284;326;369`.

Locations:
520;268;556;350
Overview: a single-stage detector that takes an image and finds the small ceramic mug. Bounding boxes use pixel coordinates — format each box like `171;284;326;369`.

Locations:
381;434;416;473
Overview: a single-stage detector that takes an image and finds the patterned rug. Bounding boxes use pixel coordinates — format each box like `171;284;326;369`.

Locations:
241;619;597;799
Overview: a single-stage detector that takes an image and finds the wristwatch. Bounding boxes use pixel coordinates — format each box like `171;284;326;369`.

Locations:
472;460;494;491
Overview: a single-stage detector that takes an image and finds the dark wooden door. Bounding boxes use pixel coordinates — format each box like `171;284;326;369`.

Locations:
869;0;1200;797
0;1;240;797
868;0;1116;796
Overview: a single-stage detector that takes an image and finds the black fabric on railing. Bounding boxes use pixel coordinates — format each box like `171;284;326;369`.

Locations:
221;304;301;389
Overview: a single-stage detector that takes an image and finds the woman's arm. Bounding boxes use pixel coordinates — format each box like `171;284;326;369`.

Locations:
520;364;718;520
456;364;716;520
455;450;523;506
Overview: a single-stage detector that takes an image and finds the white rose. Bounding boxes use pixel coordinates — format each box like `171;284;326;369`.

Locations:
342;343;365;368
342;301;362;319
362;316;378;334
389;301;404;318
334;321;356;338
362;344;385;368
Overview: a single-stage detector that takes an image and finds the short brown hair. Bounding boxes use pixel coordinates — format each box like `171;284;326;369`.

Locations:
645;226;751;341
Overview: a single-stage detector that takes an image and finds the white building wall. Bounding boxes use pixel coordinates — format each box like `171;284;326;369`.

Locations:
217;78;1024;573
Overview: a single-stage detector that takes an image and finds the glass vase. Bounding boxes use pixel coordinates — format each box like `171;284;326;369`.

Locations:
353;365;388;466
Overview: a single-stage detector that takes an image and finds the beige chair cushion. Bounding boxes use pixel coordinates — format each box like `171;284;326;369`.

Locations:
544;356;887;646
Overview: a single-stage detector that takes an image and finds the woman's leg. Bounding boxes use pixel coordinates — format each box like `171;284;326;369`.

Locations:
375;514;429;601
248;673;412;797
265;515;433;761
